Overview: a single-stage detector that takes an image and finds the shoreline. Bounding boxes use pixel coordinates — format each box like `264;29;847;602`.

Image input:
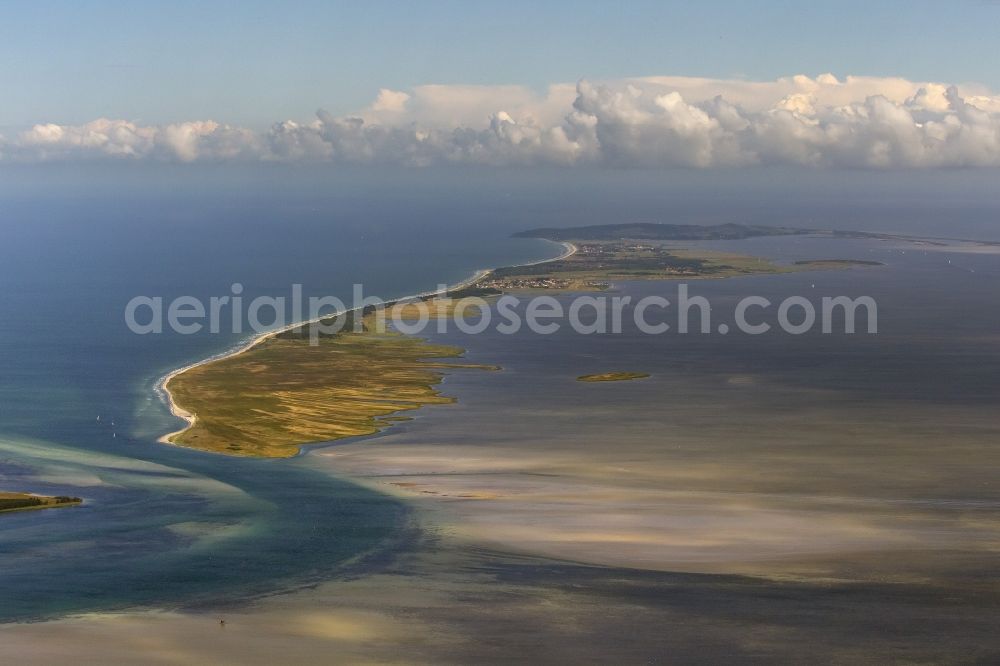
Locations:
0;493;82;515
156;240;576;446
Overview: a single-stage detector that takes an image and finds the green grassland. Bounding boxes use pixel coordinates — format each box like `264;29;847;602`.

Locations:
166;328;495;458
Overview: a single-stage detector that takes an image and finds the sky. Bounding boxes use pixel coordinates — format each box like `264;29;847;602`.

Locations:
2;1;1000;169
4;0;1000;128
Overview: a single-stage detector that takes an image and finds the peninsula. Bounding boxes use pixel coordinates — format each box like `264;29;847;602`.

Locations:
159;224;881;458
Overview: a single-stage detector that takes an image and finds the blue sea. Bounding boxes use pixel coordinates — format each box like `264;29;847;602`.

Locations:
2;164;999;622
0;167;560;622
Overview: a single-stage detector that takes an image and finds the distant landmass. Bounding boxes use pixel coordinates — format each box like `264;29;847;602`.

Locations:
514;222;997;247
513;223;812;242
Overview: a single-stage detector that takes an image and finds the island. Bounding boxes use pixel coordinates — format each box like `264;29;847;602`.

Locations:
159;222;882;458
0;492;82;514
577;372;651;382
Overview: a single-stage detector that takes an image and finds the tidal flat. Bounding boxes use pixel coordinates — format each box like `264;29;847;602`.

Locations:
302;234;1000;660
3;234;999;663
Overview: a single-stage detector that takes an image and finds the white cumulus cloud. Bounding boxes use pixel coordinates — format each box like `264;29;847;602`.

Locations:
4;74;1000;168
9;118;258;162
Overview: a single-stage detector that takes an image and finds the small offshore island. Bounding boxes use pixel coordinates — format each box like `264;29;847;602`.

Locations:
160;222;882;458
0;492;81;515
577;372;651;382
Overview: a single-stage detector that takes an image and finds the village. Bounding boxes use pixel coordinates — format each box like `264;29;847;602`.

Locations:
478;275;611;291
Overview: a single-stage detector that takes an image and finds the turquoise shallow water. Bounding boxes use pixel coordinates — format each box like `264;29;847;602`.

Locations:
0;186;559;622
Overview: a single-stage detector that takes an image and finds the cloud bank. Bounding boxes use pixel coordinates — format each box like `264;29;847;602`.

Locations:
4;74;1000;168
